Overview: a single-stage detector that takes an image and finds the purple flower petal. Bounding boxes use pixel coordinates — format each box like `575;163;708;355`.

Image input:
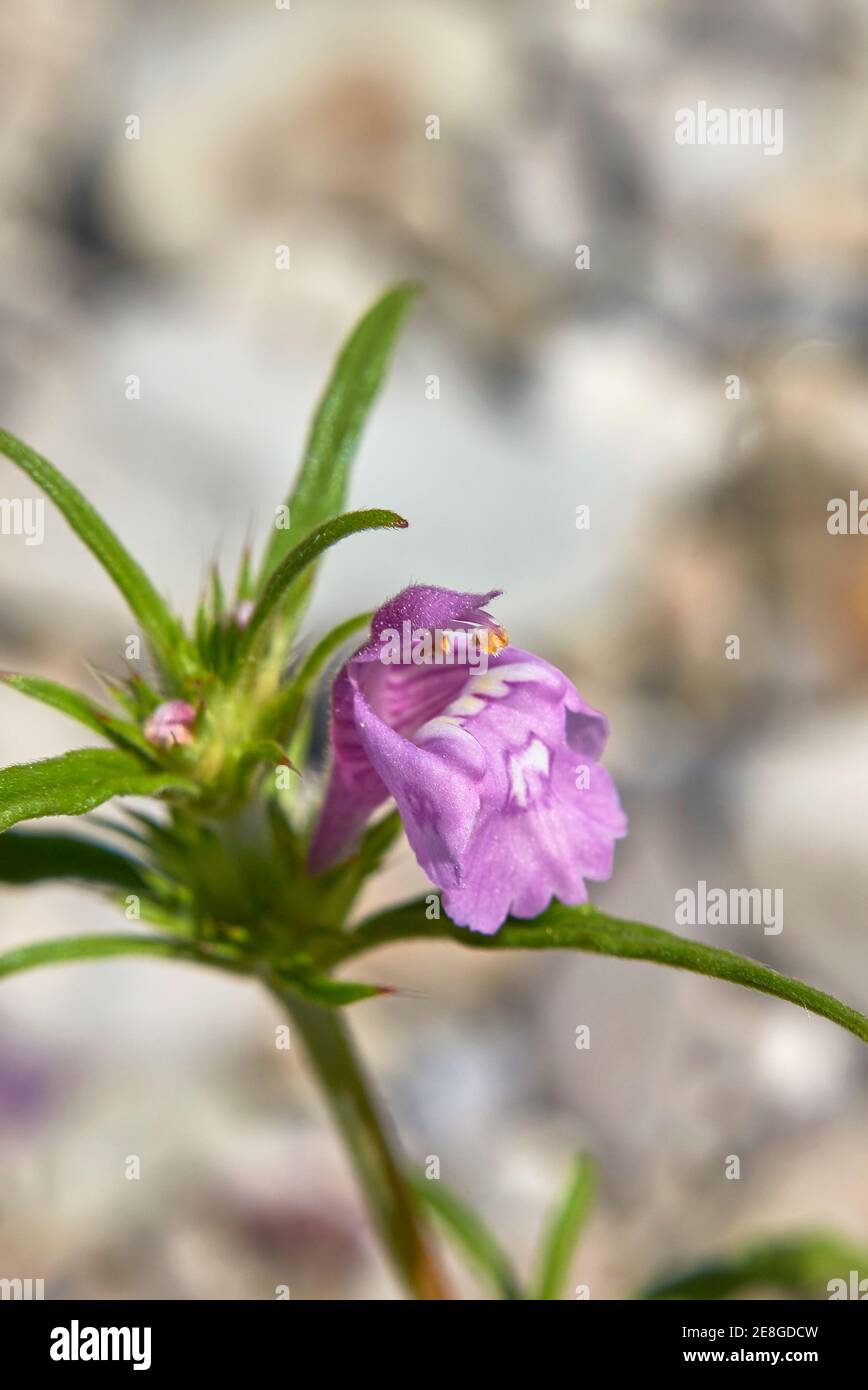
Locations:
308;585;626;934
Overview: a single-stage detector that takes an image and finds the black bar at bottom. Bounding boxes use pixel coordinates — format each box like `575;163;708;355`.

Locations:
2;1295;865;1374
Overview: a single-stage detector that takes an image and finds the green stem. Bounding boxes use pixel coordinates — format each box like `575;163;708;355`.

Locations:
273;987;450;1299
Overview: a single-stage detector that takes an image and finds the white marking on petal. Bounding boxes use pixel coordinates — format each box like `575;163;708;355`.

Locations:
413;714;486;778
448;694;486;716
414;714;465;742
507;737;551;808
432;662;560;727
415;660;561;752
469;662;556;698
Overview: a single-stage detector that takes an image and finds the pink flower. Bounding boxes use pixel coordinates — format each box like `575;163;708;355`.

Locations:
309;586;626;934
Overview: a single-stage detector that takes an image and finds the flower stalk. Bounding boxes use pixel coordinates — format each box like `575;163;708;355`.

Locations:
273;986;451;1300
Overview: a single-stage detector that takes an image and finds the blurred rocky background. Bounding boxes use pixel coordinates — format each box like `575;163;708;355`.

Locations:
1;0;867;1298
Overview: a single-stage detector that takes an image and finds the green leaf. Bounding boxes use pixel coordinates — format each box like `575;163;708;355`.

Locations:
0;933;249;982
411;1176;524;1300
85;665;149;720
0;748;197;833
1;672;154;756
262;608;372;743
258;284;418;593
271;963;388;1007
239;509;406;660
320;899;868;1047
210;564;225;624
232;740;296;800
353;809;404;878
233;545;253;604
0;429;195;684
532;1155;596;1300
639;1232;868;1300
314;812;406;929
0;828;151;892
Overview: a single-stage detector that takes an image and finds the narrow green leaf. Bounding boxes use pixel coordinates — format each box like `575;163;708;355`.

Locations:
532;1155;596;1300
262;608;372;743
239;510;406;660
127;673;163;717
0;933;249;981
88;809;156;850
0;429;194;683
1;672;154;756
258;283;419;590
320;899;868;1047
272;964;387;1007
354;810;403;877
411;1176;523;1300
210;564;224;623
314;812;406;929
0;828;150;892
232;740;296;800
639;1232;868;1300
234;546;253;604
85;665;148;720
0;748;197;833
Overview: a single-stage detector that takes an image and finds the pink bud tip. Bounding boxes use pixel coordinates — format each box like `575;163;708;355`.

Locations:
234;599;255;629
144;699;197;749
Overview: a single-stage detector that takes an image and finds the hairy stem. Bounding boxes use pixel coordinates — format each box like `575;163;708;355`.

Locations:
273;987;450;1299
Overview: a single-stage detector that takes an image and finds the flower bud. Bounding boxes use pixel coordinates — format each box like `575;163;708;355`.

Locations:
144;699;197;749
